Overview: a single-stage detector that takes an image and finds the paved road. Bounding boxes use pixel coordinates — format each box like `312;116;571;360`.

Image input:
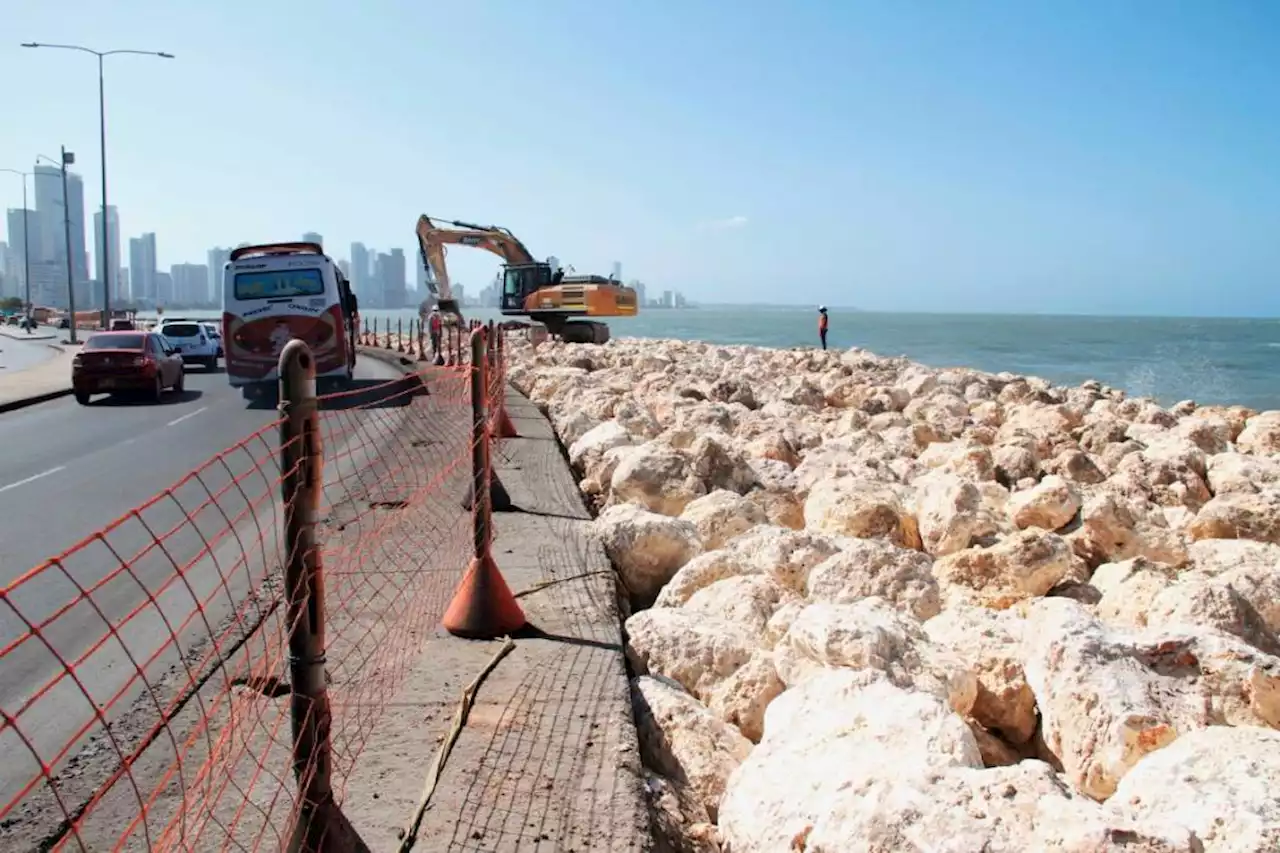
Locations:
0;354;420;818
0;334;57;373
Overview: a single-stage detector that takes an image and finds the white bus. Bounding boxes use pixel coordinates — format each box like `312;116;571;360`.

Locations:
221;241;358;397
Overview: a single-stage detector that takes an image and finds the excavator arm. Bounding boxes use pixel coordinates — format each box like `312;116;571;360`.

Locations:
415;215;537;318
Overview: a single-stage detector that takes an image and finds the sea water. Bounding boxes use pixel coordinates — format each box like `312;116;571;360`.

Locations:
142;307;1280;411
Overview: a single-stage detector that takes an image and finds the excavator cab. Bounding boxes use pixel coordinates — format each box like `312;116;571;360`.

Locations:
500;262;553;311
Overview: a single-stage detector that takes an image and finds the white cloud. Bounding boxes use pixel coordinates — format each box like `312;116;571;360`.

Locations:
699;215;748;231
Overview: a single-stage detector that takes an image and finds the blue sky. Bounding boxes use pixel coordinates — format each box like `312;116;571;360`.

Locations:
1;1;1278;315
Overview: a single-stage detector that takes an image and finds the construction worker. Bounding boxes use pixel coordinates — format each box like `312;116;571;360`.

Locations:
818;306;829;351
428;307;444;358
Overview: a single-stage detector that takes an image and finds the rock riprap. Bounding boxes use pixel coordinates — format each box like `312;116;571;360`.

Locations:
506;335;1280;851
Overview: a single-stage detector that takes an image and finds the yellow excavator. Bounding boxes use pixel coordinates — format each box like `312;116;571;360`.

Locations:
414;214;638;344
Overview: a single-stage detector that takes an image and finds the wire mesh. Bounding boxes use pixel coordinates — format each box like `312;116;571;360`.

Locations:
0;344;495;851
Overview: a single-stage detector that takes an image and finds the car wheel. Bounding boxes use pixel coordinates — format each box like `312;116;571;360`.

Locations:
152;375;164;403
206;356;218;370
75;392;90;405
174;370;185;393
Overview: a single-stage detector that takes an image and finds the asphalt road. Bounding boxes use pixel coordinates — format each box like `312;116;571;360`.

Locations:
0;354;419;817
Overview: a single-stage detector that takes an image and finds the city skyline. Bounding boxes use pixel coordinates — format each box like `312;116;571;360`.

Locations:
1;207;680;312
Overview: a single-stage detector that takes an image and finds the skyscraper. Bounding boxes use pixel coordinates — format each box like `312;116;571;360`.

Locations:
128;233;157;303
171;263;210;305
611;261;622;281
5;208;36;300
375;250;407;309
32;165;87;284
207;247;231;303
350;242;370;302
302;232;323;247
94;206;121;303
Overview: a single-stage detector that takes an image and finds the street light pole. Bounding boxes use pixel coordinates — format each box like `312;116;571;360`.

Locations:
0;169;33;331
36;150;78;344
20;42;175;328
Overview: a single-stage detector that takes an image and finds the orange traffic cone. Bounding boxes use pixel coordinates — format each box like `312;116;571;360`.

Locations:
442;553;527;639
490;399;519;439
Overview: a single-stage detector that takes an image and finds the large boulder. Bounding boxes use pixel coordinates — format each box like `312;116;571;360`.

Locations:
1108;725;1280;852
805;538;942;621
1021;598;1280;800
654;527;845;606
931;529;1083;610
678;489;768;550
625;607;757;701
632;676;753;822
594;503;701;605
773;599;978;717
610;442;706;516
803;476;922;548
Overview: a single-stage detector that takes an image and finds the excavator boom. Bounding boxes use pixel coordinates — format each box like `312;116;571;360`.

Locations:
413;213;638;343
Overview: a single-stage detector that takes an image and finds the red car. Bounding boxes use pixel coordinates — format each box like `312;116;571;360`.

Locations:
72;331;186;404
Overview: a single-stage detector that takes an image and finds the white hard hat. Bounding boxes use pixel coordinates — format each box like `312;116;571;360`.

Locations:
818;305;827;311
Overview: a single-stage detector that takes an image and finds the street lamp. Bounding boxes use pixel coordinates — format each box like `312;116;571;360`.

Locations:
20;42;175;328
36;149;78;344
0;168;33;332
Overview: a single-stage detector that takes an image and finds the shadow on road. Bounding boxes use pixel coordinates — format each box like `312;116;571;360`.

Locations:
243;376;425;412
88;389;206;407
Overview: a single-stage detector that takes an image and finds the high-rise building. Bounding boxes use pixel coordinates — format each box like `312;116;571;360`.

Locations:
350;242;370;302
120;267;130;302
32;165;87;285
155;270;173;304
207;247;231;303
302;231;323;247
5;209;36;300
128;233;157;303
338;259;351;279
611;261;622;281
93;206;121;303
171;263;210;305
375;249;407;309
630;280;646;308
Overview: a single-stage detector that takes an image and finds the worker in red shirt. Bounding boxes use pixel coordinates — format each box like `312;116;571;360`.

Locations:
818;306;829;350
428;307;444;359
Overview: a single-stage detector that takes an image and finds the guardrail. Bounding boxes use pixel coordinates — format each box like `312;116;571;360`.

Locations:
0;324;513;851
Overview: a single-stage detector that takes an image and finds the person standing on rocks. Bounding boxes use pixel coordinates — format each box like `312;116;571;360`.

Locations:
818;306;829;350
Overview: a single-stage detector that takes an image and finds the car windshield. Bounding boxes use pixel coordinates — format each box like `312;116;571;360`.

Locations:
162;323;202;337
234;268;325;300
85;334;145;351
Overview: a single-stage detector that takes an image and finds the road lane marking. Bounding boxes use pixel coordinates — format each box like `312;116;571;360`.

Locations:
0;466;67;494
167;406;208;428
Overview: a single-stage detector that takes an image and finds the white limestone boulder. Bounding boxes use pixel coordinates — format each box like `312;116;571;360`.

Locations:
803;475;922;548
594;503;702;604
805;538;942;621
631;675;752;822
1021;598;1280;801
653;526;845;607
931;529;1084;610
773;599;977;716
625;607;756;701
923;604;1037;744
1007;474;1082;531
1108;725;1280;852
678;489;767;550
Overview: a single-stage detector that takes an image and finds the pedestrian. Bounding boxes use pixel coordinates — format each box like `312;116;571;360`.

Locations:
818;306;829;351
428;307;443;358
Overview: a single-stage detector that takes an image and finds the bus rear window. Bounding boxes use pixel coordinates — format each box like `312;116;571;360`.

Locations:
234;269;325;300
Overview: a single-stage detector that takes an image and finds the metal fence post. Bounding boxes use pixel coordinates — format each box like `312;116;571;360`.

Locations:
278;340;368;853
396;318;404;352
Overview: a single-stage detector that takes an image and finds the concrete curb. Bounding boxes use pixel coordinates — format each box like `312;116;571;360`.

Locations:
0;387;74;414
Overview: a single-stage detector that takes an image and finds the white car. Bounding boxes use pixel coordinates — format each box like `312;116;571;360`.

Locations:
201;322;224;358
158;320;220;370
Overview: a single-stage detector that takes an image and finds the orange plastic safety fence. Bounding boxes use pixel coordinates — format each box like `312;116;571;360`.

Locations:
0;354;492;851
